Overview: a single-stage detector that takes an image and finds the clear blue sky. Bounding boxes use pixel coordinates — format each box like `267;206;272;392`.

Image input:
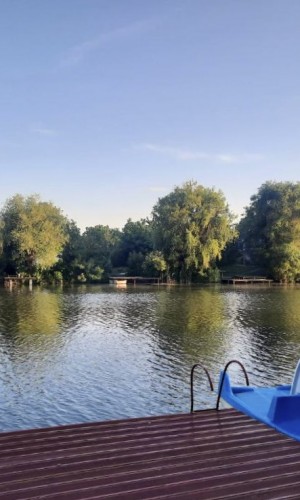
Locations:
1;0;300;230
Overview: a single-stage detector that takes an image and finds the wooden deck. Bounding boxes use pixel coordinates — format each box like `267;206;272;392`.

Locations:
1;408;300;499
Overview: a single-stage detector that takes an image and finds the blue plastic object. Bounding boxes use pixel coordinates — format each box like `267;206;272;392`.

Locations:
218;371;300;442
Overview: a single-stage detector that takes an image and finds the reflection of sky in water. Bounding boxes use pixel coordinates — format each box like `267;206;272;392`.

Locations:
0;285;300;431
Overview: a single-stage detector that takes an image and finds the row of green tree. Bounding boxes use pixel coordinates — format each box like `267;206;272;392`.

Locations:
1;180;300;283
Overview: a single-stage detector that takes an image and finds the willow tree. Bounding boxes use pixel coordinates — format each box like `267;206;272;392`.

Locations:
0;194;68;276
152;181;236;283
239;181;300;282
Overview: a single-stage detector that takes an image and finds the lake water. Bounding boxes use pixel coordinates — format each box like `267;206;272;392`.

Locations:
0;284;300;431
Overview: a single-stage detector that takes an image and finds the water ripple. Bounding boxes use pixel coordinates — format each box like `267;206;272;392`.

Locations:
0;285;300;430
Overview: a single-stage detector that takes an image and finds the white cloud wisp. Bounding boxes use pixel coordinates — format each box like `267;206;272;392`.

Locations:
139;143;264;165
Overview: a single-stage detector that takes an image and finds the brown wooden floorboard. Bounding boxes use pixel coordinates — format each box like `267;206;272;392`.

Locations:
0;409;300;499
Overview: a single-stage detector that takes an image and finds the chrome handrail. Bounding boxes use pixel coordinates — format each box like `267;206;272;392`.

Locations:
216;359;249;411
190;363;214;412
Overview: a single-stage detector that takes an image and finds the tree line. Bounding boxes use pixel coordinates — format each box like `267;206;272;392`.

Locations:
0;180;300;284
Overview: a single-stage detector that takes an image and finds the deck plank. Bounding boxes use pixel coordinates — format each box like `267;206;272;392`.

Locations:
1;409;300;499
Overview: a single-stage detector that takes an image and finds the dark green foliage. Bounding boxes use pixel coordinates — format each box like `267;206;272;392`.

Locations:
80;225;121;282
54;220;83;282
114;219;153;268
239;181;300;282
219;236;242;266
127;251;145;275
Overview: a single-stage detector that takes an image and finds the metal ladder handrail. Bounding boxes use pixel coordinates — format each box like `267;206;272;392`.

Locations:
190;363;214;413
216;359;250;411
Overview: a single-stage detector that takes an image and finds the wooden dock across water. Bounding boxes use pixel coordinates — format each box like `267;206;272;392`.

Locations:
221;275;273;285
109;276;160;286
3;276;35;288
1;408;300;499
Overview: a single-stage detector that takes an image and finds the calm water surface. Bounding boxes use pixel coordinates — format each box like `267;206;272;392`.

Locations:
1;284;300;431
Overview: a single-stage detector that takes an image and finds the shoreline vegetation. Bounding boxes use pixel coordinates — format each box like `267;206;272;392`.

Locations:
1;180;300;285
4;276;300;289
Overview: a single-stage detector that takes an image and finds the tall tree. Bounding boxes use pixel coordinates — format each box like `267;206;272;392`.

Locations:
152;181;236;283
115;219;153;268
57;220;83;281
0;194;68;276
143;251;167;279
80;225;121;280
239;181;300;282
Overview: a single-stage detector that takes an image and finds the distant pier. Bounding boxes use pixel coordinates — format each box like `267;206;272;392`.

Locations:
109;276;160;287
4;276;35;289
221;275;273;285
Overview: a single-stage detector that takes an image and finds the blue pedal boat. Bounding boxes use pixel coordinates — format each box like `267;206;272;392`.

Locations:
218;360;300;442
